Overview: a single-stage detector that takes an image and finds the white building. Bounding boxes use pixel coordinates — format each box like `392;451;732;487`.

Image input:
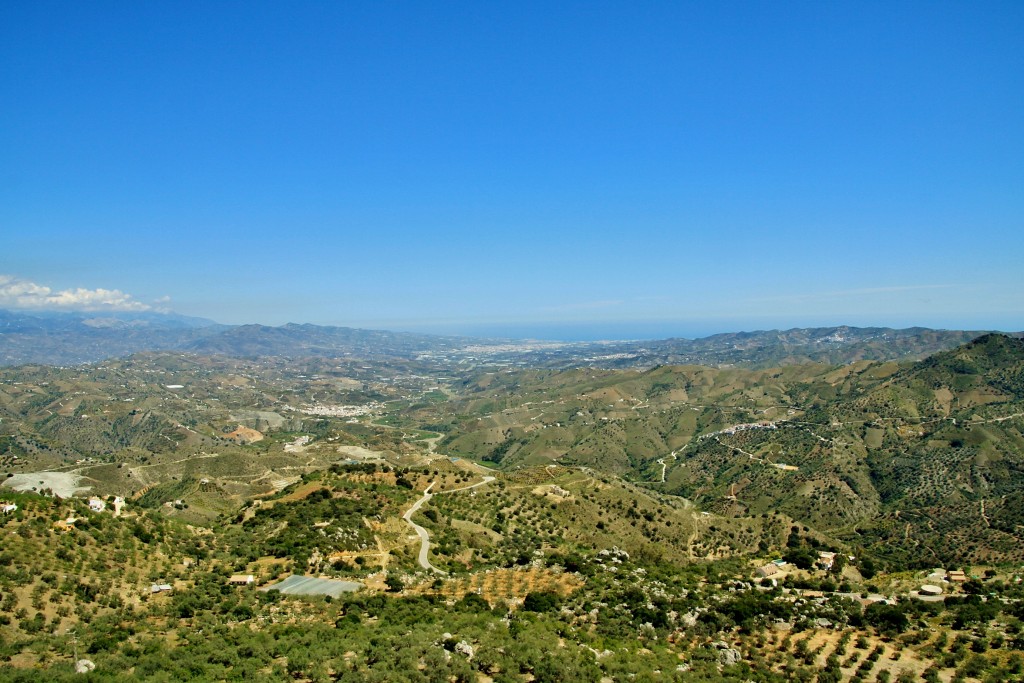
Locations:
817;551;836;571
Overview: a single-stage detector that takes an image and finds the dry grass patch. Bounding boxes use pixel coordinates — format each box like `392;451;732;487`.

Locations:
410;567;583;607
275;482;328;503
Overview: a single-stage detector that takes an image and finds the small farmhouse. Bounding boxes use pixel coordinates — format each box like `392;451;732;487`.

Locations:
817;551;836;571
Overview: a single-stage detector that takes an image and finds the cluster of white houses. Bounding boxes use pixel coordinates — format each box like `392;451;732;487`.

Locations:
148;571;255;598
756;551;841;578
700;421;779;441
719;421;778;436
48;497;127;532
757;557;974;594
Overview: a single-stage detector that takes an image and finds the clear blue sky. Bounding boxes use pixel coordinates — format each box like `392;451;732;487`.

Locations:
2;1;1022;339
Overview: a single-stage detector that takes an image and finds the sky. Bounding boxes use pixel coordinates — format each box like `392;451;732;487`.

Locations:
1;1;1022;340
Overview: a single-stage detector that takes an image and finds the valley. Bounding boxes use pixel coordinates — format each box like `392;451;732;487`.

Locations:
1;324;1023;681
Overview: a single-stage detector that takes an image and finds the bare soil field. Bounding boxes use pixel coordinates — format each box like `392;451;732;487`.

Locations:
2;471;91;498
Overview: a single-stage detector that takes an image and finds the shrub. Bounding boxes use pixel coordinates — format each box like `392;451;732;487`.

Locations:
523;591;560;613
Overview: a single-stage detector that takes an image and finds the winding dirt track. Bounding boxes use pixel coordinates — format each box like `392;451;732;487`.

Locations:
402;482;442;573
402;476;495;574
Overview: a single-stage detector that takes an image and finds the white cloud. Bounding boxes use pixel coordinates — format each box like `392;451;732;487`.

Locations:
151;295;173;313
0;275;152;312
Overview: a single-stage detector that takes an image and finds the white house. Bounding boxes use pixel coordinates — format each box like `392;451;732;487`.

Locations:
817;551;836;571
1;503;17;514
88;498;106;512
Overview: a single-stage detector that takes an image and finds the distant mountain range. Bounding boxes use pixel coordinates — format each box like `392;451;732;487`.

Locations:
0;310;463;366
0;309;225;366
0;308;1017;368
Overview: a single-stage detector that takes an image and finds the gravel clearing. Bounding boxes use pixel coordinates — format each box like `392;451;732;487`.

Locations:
2;472;91;498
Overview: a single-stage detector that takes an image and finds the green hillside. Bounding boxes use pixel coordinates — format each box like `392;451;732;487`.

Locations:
5;465;1024;682
3;335;1024;679
418;335;1024;568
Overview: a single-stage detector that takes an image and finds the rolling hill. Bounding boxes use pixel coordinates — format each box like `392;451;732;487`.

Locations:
3;335;1024;680
425;335;1024;568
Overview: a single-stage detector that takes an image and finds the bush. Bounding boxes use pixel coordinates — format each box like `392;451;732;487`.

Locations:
456;592;491;613
864;603;909;635
523;591;560;613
